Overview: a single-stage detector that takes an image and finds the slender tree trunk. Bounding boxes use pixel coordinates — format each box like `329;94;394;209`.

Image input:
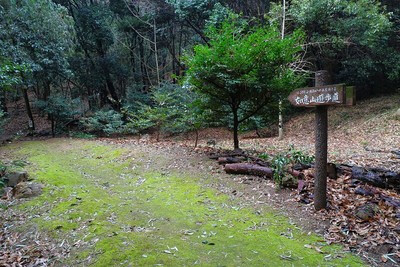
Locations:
130;41;137;82
194;129;199;148
170;21;177;80
0;90;7;113
233;107;240;150
184;19;209;45
278;0;286;140
139;39;150;90
104;72;121;111
178;24;183;76
43;80;51;100
278;99;283;139
22;87;35;132
51;114;55;137
153;19;160;86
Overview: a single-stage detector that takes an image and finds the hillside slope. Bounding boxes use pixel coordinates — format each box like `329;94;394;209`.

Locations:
236;93;400;172
2;93;399;173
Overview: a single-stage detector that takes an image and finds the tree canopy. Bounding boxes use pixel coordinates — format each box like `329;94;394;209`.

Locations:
0;0;398;144
184;15;304;149
289;0;397;94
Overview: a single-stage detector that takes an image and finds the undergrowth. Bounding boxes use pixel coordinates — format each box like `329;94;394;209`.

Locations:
260;145;314;186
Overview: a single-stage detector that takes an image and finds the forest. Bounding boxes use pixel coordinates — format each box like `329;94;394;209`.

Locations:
1;1;400;266
0;0;399;148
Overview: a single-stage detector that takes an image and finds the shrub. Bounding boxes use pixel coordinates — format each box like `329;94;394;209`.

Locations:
124;82;200;140
36;94;81;136
261;145;314;186
80;109;125;136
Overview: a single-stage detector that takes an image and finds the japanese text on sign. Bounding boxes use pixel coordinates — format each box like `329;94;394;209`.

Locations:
288;84;345;107
295;87;340;105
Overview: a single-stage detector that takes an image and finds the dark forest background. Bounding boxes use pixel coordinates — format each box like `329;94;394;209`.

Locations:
1;0;399;146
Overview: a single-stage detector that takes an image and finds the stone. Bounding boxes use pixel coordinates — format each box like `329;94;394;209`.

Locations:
13;182;43;199
354;203;379;221
1;187;13;200
4;171;28;187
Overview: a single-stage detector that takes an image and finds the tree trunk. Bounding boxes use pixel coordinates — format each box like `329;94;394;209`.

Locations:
194;129;199;148
278;1;286;140
233;107;240;150
170;21;177;79
139;39;150;91
153;19;160;86
104;73;121;111
0;90;7;113
22;87;35;132
51;115;55;137
42;80;51;100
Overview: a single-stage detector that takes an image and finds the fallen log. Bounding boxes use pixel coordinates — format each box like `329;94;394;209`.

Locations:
351;166;400;192
337;164;353;176
209;151;244;160
216;151;400;192
217;157;242;165
224;163;272;178
354;186;400;208
380;194;400;208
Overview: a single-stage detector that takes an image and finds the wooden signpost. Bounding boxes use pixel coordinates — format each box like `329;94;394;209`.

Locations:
288;71;356;210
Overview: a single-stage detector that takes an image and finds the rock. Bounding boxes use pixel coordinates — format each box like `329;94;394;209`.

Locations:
354;203;379;221
1;187;13;200
4;171;28;187
13;182;43;198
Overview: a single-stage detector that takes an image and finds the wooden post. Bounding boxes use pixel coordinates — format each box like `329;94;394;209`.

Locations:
287;72;355;210
314;70;331;210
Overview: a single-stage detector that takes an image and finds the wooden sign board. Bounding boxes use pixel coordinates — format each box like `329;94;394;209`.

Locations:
288;84;354;107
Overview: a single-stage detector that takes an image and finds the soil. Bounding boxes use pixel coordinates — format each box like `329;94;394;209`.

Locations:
1;92;400;266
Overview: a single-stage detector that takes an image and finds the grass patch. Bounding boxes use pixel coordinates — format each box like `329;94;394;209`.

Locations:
7;139;364;266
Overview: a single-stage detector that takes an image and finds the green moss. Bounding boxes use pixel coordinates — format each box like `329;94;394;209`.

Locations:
6;139;365;266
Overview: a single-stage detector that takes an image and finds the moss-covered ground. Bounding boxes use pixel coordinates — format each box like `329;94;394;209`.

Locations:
4;138;364;266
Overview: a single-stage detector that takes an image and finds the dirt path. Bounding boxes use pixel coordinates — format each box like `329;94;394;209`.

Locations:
0;138;364;266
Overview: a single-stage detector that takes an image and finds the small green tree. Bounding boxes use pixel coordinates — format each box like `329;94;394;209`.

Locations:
80;109;125;136
1;0;74;131
171;93;211;147
1;0;74;99
184;15;304;149
126;82;190;141
36;94;80;137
